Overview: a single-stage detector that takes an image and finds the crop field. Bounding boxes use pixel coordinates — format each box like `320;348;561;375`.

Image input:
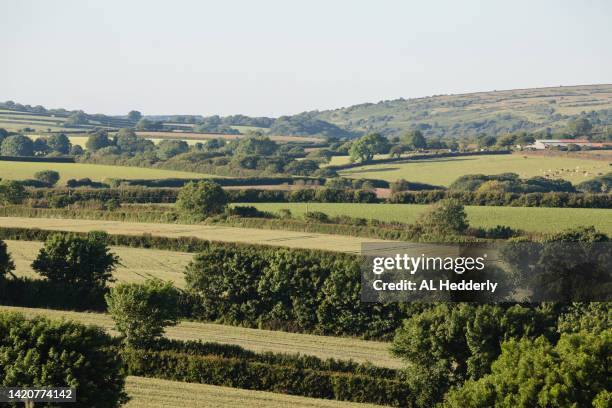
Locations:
240;203;612;235
336;153;610;186
0;217;394;253
0;306;400;368
0;161;210;183
124;376;385;408
5;240;192;288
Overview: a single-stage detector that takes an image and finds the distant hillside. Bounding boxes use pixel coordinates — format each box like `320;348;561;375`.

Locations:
310;84;612;138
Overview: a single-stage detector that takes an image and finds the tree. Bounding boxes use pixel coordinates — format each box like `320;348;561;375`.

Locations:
156;139;189;160
127;110;142;122
135;118;163;131
0;239;15;279
444;330;610;408
105;279;179;347
70;144;84;155
33;137;50;155
418;199;469;235
47;133;72;154
235;137;278;156
86;130;111;151
401;130;427;150
284;159;320;175
496;133;517;148
0;134;34;156
0;311;128;407
567;117;592;136
65;111;88;126
0;180;26;204
34;170;60;186
176;181;228;219
389;145;404;158
349;133;390;162
477;134;497;148
115;128;153;154
31;231;119;290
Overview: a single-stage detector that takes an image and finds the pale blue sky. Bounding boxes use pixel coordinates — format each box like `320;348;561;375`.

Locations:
2;0;611;117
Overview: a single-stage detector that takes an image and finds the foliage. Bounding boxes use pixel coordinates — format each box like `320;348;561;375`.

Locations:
401;130;427;150
86;130;112;151
349;133;390;162
34;169;60;186
31;231;119;290
0;180;26;204
106;279;180;347
176;180;228;219
0;239;15;279
0;134;34;156
156;139;189;160
418;199;469;235
0;311;128;407
444;330;611;408
47;133;72;154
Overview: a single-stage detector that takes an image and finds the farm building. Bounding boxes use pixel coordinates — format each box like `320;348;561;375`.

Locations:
528;139;612;150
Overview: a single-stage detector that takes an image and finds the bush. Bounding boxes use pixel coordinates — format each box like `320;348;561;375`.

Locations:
176;180;228;219
0;239;14;279
31;231;119;290
0;311;128;407
304;211;330;223
34;169;60;186
418;199;469;236
0;179;26;204
106;279;180;347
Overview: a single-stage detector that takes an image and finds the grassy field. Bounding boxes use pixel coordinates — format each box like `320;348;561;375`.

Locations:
0;161;210;183
336;153;610;186
124;376;386;408
0;306;400;368
0;217;393;253
5;240;192;288
240;203;612;235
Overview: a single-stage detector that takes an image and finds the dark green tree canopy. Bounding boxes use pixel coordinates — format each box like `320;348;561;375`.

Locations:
0;179;26;204
0;311;128;407
0;239;15;279
0;134;34;156
86;130;111;151
115;128;154;154
176;180;228;219
235;136;279;156
34;170;61;186
47;133;72;154
156;139;189;160
31;231;119;290
401;130;427;150
127;110;142;122
349;133;390;162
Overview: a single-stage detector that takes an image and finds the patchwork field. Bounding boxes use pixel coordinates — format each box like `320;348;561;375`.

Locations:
0;217;394;253
133;131;320;143
240;203;612;235
0;306;400;368
5;240;192;288
0;161;210;183
125;376;385;408
337;153;610;186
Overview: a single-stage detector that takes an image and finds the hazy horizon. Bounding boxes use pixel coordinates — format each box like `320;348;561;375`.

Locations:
3;0;612;117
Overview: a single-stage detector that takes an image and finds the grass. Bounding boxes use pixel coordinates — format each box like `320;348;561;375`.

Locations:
124;376;386;407
0;216;392;253
337;153;610;186
5;240;192;288
0;306;400;368
0;161;210;183
239;202;612;235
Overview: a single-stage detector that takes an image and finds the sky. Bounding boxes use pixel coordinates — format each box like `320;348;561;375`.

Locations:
2;0;611;117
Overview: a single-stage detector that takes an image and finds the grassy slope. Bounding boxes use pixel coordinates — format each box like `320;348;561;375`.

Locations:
0;306;400;368
124;376;386;408
0;161;210;183
241;203;612;235
0;217;393;253
315;84;612;137
6;240;192;288
337;154;610;186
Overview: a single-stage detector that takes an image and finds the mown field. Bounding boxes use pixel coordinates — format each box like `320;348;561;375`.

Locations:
240;203;612;235
125;376;385;408
0;217;393;253
0;306;400;368
336;153;610;186
0;161;210;183
5;240;192;288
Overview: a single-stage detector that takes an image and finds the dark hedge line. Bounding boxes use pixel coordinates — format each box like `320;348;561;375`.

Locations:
151;338;398;379
113;177;326;188
388;190;612;208
326;150;511;171
121;348;414;407
0;155;75;163
226;188;380;203
28;187;180;204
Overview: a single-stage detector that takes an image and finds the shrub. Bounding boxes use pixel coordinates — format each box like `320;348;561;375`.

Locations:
418;199;469;236
0;239;14;279
34;169;60;186
304;211;330;223
106;279;180;347
0;179;26;204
